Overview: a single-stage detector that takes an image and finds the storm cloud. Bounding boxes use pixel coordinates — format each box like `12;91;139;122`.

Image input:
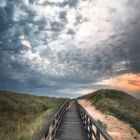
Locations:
0;0;140;97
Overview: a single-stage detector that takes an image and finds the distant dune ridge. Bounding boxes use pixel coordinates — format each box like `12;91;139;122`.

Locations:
78;89;140;133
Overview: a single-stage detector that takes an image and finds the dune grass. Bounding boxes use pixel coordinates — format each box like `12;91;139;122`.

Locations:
78;89;140;133
0;90;67;140
96;119;107;130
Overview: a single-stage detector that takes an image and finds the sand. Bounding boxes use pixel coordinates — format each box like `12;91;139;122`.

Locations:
79;99;140;140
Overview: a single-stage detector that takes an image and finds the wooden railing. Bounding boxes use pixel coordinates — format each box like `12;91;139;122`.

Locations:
33;101;69;140
76;101;113;140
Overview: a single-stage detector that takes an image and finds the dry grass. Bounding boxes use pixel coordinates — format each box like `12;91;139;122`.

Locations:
0;90;67;140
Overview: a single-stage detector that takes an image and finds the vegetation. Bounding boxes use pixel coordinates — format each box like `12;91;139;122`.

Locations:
97;119;107;130
0;90;67;140
78;89;140;133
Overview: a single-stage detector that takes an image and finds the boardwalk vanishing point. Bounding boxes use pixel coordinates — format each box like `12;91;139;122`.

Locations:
55;101;88;140
33;100;113;140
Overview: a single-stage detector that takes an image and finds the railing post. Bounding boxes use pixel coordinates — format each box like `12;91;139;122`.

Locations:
88;118;93;140
33;101;69;140
96;129;100;140
75;101;113;140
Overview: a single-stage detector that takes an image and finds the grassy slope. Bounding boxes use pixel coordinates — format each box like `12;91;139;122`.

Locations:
78;89;140;133
0;90;67;140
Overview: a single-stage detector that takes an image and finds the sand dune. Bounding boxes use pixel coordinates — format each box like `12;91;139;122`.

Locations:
79;99;140;140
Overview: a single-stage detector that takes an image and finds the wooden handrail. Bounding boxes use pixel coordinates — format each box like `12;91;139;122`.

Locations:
33;101;69;140
76;101;113;140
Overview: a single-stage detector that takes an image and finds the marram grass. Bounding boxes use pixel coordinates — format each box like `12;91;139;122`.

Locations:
0;91;67;140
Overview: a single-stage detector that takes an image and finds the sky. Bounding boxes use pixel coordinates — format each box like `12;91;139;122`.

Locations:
0;0;140;98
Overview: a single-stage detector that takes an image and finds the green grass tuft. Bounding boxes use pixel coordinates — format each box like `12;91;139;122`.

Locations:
97;119;107;130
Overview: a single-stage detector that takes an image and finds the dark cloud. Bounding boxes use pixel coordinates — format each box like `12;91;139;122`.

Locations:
51;21;64;32
66;29;75;35
0;0;140;97
110;1;140;74
0;7;13;32
67;0;79;8
34;0;79;8
59;11;67;22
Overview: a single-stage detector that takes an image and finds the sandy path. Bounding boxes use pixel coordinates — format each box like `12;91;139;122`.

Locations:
79;99;140;140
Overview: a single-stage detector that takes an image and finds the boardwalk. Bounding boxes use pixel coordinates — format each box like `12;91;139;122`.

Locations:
55;101;88;140
33;100;113;140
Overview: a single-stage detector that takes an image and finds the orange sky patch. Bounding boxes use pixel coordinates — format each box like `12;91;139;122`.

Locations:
80;89;95;95
96;73;140;94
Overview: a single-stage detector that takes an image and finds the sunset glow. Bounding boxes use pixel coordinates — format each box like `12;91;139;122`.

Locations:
96;73;140;94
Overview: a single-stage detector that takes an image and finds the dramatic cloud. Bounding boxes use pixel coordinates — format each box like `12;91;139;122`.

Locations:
95;73;140;98
0;0;140;98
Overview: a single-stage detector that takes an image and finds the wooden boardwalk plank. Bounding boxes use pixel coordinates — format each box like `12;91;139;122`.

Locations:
55;101;88;140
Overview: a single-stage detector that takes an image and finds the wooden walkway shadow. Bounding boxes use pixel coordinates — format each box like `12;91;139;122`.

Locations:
55;101;88;140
